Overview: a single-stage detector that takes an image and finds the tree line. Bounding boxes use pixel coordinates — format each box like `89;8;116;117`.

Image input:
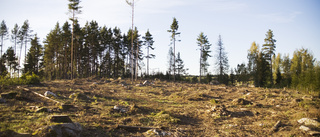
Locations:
1;0;319;93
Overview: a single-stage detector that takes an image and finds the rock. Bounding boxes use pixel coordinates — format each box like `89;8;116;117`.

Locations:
299;125;311;132
232;98;253;105
299;125;320;136
298;118;320;127
39;123;82;137
50;115;73;123
1;92;17;99
0;98;5;103
114;105;129;113
143;129;172;136
44;91;57;98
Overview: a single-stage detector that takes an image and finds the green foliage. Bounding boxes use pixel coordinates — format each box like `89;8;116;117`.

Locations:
21;72;40;84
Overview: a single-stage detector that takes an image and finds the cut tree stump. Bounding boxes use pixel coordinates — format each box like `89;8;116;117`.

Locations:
50;115;73;123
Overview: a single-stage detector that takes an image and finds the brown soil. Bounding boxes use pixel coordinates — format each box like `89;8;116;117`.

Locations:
0;78;319;136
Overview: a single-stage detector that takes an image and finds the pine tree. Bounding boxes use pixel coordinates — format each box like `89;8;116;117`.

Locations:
197;32;211;83
68;0;82;79
11;24;19;54
262;29;276;85
126;0;137;81
0;20;9;57
142;29;155;76
215;35;229;84
167;17;180;81
127;27;142;80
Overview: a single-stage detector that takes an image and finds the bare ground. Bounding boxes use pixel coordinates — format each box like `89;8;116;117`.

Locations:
0;78;319;136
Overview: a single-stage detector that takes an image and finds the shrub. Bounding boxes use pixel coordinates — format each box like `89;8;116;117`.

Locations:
21;72;40;84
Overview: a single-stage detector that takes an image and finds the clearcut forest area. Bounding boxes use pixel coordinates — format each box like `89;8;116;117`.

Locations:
1;0;320;136
0;78;319;136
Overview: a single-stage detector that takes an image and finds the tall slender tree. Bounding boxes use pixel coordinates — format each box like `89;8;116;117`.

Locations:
126;0;137;81
11;24;19;54
0;20;9;57
167;47;174;79
215;35;229;84
262;29;276;85
68;0;82;79
142;29;155;76
167;17;180;81
197;32;211;83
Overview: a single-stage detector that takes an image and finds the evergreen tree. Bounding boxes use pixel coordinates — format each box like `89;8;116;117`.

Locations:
175;52;187;79
262;29;276;85
43;23;61;80
0;57;7;76
11;24;19;54
24;35;43;75
197;32;211;83
281;54;291;87
247;42;259;76
290;48;316;90
127;27;142;80
0;20;9;57
215;35;229;84
68;0;82;79
142;29;155;76
167;17;180;81
3;47;18;77
256;52;270;87
167;47;174;79
272;53;282;86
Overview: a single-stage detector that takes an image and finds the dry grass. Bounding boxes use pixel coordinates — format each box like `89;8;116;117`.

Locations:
0;78;319;136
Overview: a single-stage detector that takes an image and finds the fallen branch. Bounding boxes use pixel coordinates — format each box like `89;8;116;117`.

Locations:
271;120;281;132
20;87;61;104
116;125;161;132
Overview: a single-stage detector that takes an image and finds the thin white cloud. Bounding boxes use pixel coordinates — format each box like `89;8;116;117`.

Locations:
256;11;302;23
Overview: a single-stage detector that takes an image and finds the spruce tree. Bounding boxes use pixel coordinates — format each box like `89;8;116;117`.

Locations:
262;29;276;85
215;35;229;84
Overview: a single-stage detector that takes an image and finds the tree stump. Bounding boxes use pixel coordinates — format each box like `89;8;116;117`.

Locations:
50;115;73;123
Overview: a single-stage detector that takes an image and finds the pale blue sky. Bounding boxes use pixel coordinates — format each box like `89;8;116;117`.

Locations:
1;0;319;75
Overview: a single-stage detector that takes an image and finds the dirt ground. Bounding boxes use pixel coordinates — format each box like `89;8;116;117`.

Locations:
0;78;319;136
